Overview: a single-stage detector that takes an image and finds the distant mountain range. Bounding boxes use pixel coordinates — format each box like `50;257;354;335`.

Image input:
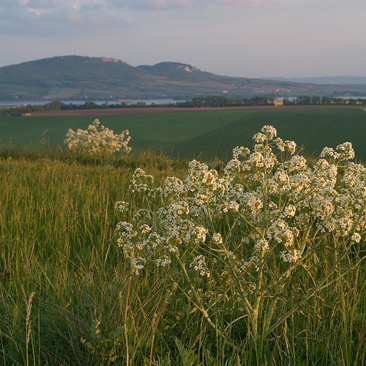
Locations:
1;56;366;101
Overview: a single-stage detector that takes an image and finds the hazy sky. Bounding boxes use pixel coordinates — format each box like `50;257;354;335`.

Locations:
1;0;366;77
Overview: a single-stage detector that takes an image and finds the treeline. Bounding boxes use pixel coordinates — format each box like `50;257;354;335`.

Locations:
2;97;274;116
283;96;366;105
3;95;366;116
176;96;275;107
2;101;64;116
1;100;170;116
177;95;366;107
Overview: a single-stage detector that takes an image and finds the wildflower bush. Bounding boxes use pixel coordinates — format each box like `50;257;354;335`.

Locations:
116;125;366;360
64;118;131;155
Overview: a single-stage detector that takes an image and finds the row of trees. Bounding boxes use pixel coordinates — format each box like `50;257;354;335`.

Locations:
3;95;366;116
3;97;274;116
176;96;275;107
284;96;366;105
1;101;153;116
179;95;366;107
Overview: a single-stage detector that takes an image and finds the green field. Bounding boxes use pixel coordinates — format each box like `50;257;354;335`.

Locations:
1;141;366;365
2;113;366;364
1;107;366;160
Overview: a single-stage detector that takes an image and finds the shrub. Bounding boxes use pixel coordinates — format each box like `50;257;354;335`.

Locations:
64;119;131;155
116;125;365;360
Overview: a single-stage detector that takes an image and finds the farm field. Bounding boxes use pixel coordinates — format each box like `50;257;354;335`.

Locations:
1;106;366;160
2;108;366;365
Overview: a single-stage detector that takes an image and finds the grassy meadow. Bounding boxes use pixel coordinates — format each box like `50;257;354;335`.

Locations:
1;108;366;365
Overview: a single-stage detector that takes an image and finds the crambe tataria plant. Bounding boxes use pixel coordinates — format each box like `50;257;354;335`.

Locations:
64;119;131;155
116;125;365;358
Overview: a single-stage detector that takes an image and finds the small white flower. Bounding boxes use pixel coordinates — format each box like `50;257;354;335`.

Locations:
212;233;223;245
352;233;361;243
190;255;210;277
115;201;129;213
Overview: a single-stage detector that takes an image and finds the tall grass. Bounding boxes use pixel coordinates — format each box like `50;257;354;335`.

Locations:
0;150;366;365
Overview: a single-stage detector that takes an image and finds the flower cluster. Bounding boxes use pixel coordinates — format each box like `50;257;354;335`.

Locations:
64;119;131;155
116;125;365;324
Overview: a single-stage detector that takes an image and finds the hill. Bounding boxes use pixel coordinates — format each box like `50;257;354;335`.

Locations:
264;76;366;86
2;56;366;100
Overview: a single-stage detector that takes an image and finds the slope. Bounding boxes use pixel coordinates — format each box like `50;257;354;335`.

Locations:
2;56;366;100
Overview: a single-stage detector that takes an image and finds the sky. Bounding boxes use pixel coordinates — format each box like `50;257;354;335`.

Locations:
1;0;366;78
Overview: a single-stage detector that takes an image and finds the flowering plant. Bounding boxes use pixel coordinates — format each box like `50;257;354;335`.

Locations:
116;125;365;353
64;119;131;155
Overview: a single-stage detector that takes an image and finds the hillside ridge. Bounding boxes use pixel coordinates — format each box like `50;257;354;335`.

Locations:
2;56;366;100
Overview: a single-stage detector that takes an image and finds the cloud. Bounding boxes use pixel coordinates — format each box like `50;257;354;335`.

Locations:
27;7;45;17
0;0;131;35
1;0;362;38
0;0;22;6
19;0;57;8
108;0;264;10
73;2;81;11
146;0;366;8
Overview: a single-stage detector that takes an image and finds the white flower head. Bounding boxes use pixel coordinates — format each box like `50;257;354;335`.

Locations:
212;233;223;245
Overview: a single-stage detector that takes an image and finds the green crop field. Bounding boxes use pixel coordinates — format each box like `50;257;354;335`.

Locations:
1;107;366;160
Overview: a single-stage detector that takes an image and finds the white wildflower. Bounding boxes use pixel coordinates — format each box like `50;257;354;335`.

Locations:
212;233;223;245
64;119;131;155
115;201;129;213
190;255;211;277
352;233;361;243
